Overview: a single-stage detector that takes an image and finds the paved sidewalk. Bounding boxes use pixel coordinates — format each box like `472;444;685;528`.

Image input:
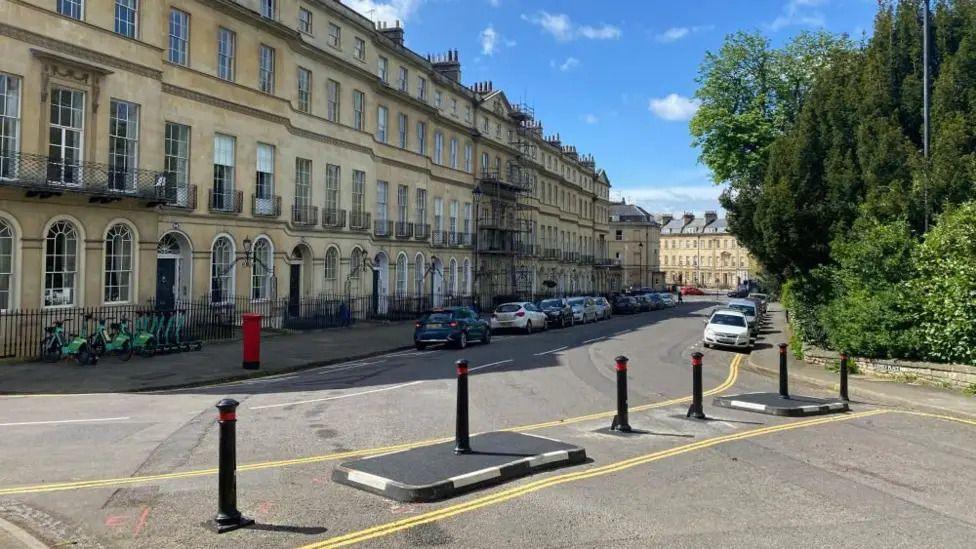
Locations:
0;321;414;394
747;304;976;419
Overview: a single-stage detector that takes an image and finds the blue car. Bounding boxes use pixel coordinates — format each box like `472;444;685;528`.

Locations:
414;307;491;350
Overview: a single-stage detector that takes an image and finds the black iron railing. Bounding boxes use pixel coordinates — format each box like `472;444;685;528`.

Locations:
395;221;413;238
292;204;319;226
413;223;430;240
349;211;371;231
373;219;394;238
432;231;449;247
209;189;243;213
322;208;346;229
251;194;281;217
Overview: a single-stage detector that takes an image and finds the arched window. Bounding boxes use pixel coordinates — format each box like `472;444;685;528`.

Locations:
250;237;273;300
104;223;133;303
350;248;362;278
462;259;471;296
395;253;408;296
44;220;78;307
447;258;457;296
324;247;338;282
0;219;14;310
414;253;425;296
211;236;234;303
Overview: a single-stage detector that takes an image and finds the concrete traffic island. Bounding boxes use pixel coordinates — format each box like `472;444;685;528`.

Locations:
332;431;587;502
713;392;849;417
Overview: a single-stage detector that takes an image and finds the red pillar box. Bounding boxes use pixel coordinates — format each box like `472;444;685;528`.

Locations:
242;314;261;370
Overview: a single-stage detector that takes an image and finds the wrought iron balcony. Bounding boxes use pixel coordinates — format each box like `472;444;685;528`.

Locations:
432;231;449;247
0;151;178;206
413;223;430;240
395;221;414;239
161;184;197;210
458;233;474;247
292;204;318;226
251;194;281;217
544;248;561;260
321;208;345;229
208;189;243;214
374;219;394;238
349;211;371;231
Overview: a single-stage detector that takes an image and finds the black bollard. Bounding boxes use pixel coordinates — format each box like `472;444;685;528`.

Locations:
778;343;789;399
839;352;850;402
214;399;254;534
454;359;471;454
610;356;632;432
686;352;706;420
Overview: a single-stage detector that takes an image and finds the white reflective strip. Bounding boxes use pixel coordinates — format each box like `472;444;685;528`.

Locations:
250;380;423;410
345;470;390;491
0;417;130;427
469;359;513;372
533;346;567;356
528;450;568;468
729;400;766;411
450;467;501;488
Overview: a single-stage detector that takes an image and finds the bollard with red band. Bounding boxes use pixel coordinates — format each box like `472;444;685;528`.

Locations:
610;356;632;432
214;399;253;533
686;352;706;420
778;343;790;399
242;313;261;370
839;352;850;402
454;359;471;455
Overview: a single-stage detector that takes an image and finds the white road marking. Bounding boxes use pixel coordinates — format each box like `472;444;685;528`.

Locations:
346;470;391;491
613;330;628;336
249;381;424;410
468;359;513;373
451;467;502;488
0;417;130;427
583;336;606;344
316;361;384;374
533;346;568;356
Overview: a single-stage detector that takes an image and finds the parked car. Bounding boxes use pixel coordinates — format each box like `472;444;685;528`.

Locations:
658;293;676;307
645;293;665;310
612;295;639;314
702;309;752;350
537;297;575;328
592;296;612;320
727;298;759;336
629;293;651;312
414;307;490;350
491;302;548;334
567;297;598;323
748;293;769;314
681;286;705;296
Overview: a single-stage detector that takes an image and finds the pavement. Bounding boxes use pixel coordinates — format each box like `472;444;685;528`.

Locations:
0;321;415;394
1;296;975;548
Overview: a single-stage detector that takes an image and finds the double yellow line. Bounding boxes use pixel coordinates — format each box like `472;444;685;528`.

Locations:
0;354;740;497
302;408;888;548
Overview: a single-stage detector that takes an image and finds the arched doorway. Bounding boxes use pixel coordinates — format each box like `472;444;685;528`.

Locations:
288;244;312;316
431;256;444;307
157;231;192;308
374;251;389;314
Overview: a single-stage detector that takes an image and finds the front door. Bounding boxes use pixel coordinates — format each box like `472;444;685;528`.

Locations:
288;264;301;317
156;258;176;310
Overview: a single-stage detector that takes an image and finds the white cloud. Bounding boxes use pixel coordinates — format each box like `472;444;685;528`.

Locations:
648;93;702;121
487;0;501;6
582;114;600;124
480;26;499;55
655;25;714;43
610;184;726;216
344;0;424;23
522;11;621;42
557;56;580;71
767;0;828;31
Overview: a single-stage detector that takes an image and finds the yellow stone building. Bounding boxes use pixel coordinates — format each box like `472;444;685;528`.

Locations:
607;201;664;290
0;0;612;312
659;212;753;289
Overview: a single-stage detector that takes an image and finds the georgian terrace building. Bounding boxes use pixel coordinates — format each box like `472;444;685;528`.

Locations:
659;212;753;289
0;0;612;312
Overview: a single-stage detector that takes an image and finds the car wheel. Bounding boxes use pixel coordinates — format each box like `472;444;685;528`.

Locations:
458;331;468;349
482;329;491;344
561;316;567;328
415;342;426;351
525;321;532;335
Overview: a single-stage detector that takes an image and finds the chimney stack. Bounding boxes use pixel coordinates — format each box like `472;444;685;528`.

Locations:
682;212;695;226
704;210;718;225
378;20;405;46
431;49;462;82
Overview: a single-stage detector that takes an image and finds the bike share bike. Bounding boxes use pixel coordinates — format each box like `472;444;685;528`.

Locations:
89;316;134;361
40;314;98;366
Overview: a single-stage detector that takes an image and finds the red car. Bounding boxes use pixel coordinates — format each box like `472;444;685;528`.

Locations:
680;286;705;296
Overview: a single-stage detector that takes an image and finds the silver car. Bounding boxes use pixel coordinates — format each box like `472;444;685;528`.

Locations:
567;297;598;323
591;296;612;320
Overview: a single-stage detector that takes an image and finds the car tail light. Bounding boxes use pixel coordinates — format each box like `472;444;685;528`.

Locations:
415;322;422;328
449;321;459;327
515;311;525;317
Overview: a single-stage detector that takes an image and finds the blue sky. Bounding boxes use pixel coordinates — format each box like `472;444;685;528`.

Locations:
345;0;879;215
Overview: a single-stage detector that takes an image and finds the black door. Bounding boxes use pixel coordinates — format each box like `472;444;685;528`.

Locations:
288;264;301;317
156;259;176;310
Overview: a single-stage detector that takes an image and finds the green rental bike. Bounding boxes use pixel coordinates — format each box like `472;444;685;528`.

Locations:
40;316;98;366
89;317;134;361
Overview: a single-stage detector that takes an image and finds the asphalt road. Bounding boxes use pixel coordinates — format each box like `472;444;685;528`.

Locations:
1;297;974;548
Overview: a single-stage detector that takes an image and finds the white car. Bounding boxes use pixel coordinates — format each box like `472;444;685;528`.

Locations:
491;302;548;334
727;298;759;336
703;309;752;350
567;297;598;323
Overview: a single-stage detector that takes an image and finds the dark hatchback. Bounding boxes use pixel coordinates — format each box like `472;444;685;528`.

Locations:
414;307;490;350
612;296;639;314
537;297;574;328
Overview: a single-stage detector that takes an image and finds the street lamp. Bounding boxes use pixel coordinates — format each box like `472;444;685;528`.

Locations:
638;242;644;288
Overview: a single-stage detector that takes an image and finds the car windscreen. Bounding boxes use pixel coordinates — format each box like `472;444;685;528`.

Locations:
568;298;584;306
728;304;755;315
496;304;522;313
539;299;563;308
425;312;455;322
710;314;746;327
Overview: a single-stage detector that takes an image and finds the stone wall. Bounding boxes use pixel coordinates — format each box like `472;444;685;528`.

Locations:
804;346;976;390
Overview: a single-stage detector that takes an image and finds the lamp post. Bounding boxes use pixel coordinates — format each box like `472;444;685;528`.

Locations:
638;242;644;289
472;187;482;295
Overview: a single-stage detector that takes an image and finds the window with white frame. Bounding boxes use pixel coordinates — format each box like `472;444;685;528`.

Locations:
416;121;426;155
397;184;408;223
447;259;457;296
297;67;311;112
463;143;472;173
108;99;139;191
210;236;234;303
351;170;365;214
259;45;275;93
114;0;138;38
326;79;339;122
324;247;338;281
164;122;190;205
255;143;275;212
415;189;427;226
433;131;443;164
217;28;236;81
417;76;427;101
451;98;458;116
449;200;458;237
395;254;407;296
261;0;276;19
0;74;21;179
480;152;489;175
376;180;388;226
0;219;12;310
378;56;388;82
168;9;189;65
325;164;340;215
398;67;408;91
295;157;311;210
327;22;341;48
58;0;83;19
434;90;442;109
449;138;458;169
354;37;366;60
352;90;365;130
103;223;132;303
251;237;272;300
212;134;235;211
44;221;78;307
463;202;471;236
298;7;312;34
48;88;84;185
433;197;443;232
397;113;408;148
414;253;424;295
376;105;388;143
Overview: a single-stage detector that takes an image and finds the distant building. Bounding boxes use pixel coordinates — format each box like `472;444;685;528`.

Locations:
660;212;753;288
607;201;665;290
